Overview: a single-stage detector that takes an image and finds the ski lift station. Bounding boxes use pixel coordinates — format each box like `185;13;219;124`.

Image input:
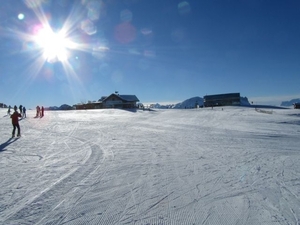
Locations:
294;103;300;109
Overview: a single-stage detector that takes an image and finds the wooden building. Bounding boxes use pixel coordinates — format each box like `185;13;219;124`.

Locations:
75;93;139;110
203;93;241;107
102;93;139;109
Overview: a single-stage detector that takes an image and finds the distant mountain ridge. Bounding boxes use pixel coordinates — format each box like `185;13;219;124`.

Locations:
280;98;300;107
150;96;203;109
47;104;73;110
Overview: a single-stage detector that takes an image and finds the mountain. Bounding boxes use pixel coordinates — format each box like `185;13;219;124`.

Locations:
149;96;203;109
149;103;175;109
47;104;73;110
280;98;300;107
240;96;251;106
173;96;204;109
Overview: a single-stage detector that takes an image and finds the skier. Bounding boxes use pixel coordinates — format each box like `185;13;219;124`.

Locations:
36;106;40;118
10;105;22;138
41;106;44;117
23;106;26;118
19;105;23;116
7;105;11;115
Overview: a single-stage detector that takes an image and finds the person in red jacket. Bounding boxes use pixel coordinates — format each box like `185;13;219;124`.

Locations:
10;105;22;138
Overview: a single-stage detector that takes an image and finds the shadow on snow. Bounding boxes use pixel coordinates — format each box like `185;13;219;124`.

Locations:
0;138;19;152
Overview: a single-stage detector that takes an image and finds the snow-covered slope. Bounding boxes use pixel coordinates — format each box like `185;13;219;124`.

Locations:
1;107;300;224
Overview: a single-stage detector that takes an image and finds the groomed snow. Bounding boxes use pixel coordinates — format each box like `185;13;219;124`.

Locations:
1;107;300;224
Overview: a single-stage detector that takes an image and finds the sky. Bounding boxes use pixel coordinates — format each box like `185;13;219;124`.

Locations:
1;107;300;224
0;0;300;108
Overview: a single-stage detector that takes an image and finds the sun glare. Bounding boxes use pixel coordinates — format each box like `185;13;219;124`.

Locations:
34;27;73;62
11;1;109;93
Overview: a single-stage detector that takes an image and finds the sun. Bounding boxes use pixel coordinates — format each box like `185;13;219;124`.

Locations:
34;27;74;63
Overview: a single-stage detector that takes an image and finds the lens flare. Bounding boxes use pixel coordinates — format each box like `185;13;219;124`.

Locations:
120;9;133;22
18;13;25;20
80;19;97;35
178;1;191;15
114;22;137;44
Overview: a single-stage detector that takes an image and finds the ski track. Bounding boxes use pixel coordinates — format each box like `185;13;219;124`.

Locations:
0;108;300;224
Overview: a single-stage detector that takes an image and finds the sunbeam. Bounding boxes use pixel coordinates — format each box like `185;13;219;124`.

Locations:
1;1;109;102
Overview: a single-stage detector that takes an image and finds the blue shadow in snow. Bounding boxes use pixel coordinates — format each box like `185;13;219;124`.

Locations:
0;138;19;152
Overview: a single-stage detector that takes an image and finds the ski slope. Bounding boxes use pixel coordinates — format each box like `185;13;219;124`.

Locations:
1;107;300;225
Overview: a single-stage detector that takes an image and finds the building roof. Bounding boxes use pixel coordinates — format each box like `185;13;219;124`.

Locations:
103;94;139;102
118;95;139;102
204;93;240;98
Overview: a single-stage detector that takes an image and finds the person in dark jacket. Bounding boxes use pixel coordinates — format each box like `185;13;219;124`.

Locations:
22;106;26;118
36;105;40;118
41;106;44;117
10;105;22;137
19;105;23;115
7;105;11;115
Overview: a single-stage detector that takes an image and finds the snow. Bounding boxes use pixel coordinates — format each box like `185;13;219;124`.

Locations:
1;107;300;224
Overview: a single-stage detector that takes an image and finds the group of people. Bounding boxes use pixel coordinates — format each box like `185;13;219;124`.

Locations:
36;105;44;118
7;105;26;118
9;104;44;138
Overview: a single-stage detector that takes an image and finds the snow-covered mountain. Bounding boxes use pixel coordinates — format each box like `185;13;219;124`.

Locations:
149;97;203;109
240;96;251;106
47;104;73;110
173;96;204;109
280;98;300;107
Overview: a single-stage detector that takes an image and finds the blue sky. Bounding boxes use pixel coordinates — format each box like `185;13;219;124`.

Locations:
0;0;299;108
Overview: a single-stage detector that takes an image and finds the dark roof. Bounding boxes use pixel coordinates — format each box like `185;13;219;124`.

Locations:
118;95;139;102
103;94;139;102
204;93;240;100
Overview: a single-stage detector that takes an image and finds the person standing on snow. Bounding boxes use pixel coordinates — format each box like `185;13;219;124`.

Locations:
36;106;40;118
7;105;11;115
19;105;23;116
11;105;22;138
23;106;26;118
41;106;44;117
